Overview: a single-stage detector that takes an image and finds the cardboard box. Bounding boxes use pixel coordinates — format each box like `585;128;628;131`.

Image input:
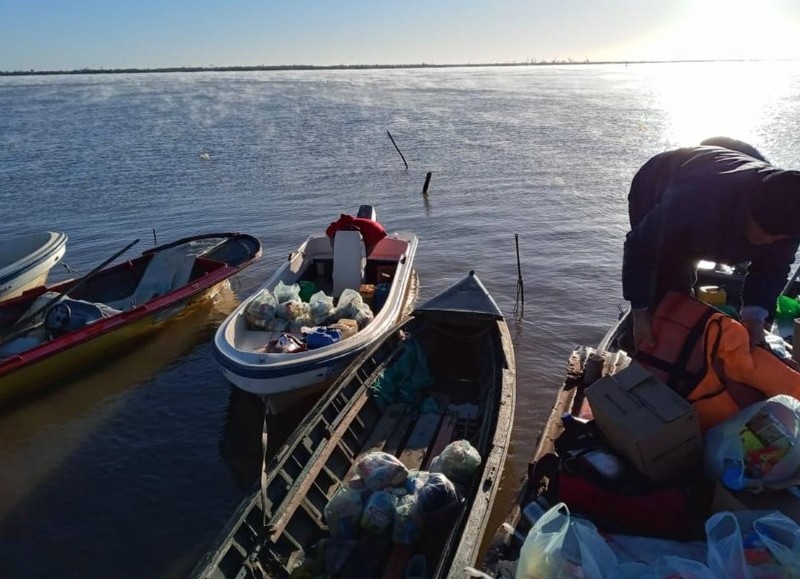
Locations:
712;482;800;525
585;362;703;483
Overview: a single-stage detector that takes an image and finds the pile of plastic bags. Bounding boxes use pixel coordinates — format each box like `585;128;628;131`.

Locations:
513;394;800;578
323;449;469;545
290;444;481;578
246;282;374;332
516;502;800;578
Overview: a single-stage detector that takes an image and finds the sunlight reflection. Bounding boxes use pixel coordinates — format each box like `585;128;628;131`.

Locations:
647;62;794;147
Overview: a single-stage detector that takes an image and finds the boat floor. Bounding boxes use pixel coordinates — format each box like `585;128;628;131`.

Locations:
263;385;481;579
331;403;473;578
234;260;407;353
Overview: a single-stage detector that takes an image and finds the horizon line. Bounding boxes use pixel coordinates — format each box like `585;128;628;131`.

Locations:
2;57;799;77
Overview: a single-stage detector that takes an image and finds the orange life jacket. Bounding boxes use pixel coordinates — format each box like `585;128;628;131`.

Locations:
633;291;715;398
634;291;800;431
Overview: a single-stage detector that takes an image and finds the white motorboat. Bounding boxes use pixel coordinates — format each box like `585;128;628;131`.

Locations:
213;208;419;413
0;232;68;302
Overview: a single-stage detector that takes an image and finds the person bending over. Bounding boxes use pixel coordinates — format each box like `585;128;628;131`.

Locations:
623;142;800;350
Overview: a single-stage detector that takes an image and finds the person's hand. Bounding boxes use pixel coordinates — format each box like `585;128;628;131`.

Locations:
742;318;767;351
632;308;655;351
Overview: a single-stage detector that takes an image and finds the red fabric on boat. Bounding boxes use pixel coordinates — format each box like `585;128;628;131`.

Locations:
557;471;691;539
325;214;387;250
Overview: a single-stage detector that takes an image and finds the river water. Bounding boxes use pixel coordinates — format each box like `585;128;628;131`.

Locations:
1;61;799;578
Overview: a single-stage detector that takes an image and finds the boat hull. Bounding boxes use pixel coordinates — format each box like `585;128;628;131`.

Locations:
0;232;68;302
214;230;419;413
0;282;226;404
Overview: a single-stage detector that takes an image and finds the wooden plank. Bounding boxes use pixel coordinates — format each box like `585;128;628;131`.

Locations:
397;413;443;470
423;412;457;469
382;412;415;457
331;403;409;495
361;403;408;453
380;412;454;579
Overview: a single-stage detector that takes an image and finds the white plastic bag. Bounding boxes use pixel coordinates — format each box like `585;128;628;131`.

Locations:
308;290;334;325
616;558;716;579
324;485;363;539
705;395;800;491
753;511;800;574
706;510;787;579
359;489;396;534
393;493;421;544
354;451;409;490
244;288;277;329
429;440;482;484
274;280;300;303
606;533;707;566
516;502;617;579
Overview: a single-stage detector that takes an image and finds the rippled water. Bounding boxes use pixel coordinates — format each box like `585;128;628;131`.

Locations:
1;61;799;578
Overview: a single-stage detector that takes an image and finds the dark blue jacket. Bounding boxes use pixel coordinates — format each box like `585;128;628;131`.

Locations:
623;146;800;311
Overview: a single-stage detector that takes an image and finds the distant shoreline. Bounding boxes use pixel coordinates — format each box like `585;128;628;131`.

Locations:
2;58;795;77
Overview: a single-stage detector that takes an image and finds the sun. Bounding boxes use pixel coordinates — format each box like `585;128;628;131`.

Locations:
637;0;800;62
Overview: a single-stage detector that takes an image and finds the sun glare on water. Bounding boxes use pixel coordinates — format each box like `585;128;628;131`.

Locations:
648;61;795;147
611;0;800;147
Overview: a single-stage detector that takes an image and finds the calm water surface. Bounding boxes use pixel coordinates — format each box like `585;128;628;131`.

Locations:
1;61;799;578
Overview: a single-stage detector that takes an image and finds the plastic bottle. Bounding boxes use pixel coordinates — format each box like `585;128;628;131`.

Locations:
722;460;745;490
522;497;550;525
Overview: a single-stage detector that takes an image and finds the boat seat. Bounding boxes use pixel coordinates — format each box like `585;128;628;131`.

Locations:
332;230;365;298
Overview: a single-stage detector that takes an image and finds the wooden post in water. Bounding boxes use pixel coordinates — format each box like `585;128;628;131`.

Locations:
423;172;432;194
514;234;524;313
386;131;408;170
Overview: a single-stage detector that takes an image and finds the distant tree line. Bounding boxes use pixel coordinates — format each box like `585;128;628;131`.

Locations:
2;58;785;77
1;60;595;76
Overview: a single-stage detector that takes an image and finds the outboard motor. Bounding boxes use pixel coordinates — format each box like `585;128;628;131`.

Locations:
356;205;377;221
44;298;109;336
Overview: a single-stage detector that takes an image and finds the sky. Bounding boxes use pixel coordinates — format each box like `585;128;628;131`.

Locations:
2;0;800;72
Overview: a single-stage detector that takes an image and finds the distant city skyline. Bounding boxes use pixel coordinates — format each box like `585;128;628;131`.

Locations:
2;0;799;72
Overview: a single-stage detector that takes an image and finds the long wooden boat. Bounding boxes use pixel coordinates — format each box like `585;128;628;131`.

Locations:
213;207;418;414
481;265;800;576
0;232;261;405
0;231;68;302
192;271;516;579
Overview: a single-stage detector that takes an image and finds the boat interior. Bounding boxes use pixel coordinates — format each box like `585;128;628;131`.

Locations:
200;312;506;579
0;235;260;353
484;347;718;575
484;263;800;575
0;232;63;268
290;234;409;297
230;234;410;354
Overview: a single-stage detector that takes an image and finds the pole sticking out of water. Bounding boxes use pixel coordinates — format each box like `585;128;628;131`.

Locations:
423;172;432;194
514;233;524;313
152;228;158;246
386;131;408;170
